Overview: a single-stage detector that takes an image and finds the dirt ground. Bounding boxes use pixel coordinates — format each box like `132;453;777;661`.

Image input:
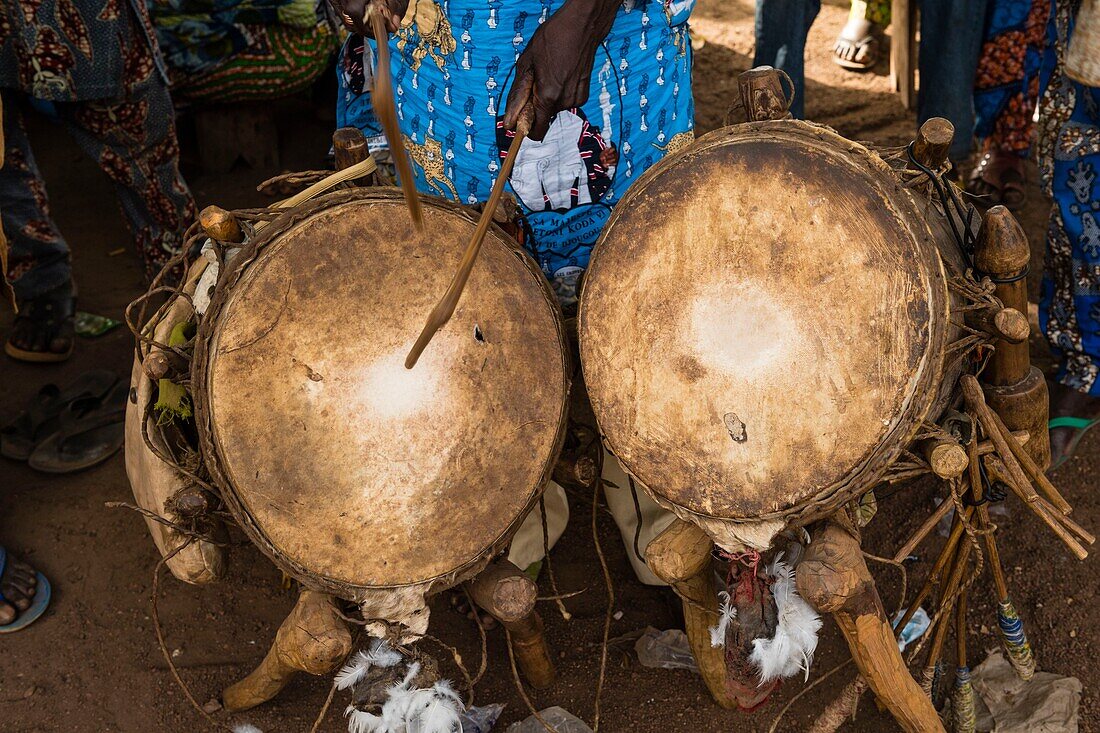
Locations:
1;1;1097;731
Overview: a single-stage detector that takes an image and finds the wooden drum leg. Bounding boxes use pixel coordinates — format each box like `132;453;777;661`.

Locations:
646;519;738;709
222;590;353;712
796;516;944;733
466;559;556;689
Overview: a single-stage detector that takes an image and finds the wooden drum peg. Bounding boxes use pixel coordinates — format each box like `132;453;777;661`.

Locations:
333;127;373;181
911;117;955;170
466;559;555;689
796;514;945;733
646;519;739;709
967;304;1030;345
919;436;969;480
973;206;1051;468
222;590;353;712
199;205;244;244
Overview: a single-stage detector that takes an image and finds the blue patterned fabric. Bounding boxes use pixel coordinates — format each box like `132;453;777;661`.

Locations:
1037;0;1100;395
338;0;696;311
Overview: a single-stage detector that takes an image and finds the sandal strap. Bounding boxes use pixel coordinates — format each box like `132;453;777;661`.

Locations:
1049;416;1100;430
56;390;126;443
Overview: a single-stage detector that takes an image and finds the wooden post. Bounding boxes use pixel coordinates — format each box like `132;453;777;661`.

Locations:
890;0;917;109
967;305;1030;345
973;206;1052;468
466;559;555;689
646;519;739;709
912;118;954;169
222;590;353;712
796;515;945;733
333;127;373;183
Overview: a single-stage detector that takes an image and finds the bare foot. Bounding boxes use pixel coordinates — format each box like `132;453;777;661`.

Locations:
1049;381;1100;469
0;551;39;625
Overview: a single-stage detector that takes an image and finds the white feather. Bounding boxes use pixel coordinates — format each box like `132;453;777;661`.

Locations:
409;681;463;733
232;725;263;733
346;705;388;733
335;639;405;690
708;590;736;648
749;559;822;683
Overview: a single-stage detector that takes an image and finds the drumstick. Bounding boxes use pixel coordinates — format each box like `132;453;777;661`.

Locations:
405;125;528;369
370;11;423;232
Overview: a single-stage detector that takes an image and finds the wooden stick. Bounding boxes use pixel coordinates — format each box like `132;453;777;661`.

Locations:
893;498;954;563
796;516;945;733
466;559;555;688
920;438;969;480
984;405;1074;516
199;205;244;243
370;12;422;232
405;128;527;369
961;375;1090;558
894;506;972;638
222;591;352;712
647;520;739;709
920;537;972;687
953;590;977;733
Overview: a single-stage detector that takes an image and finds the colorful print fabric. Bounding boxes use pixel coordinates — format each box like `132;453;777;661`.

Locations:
338;0;696;311
1038;0;1100;395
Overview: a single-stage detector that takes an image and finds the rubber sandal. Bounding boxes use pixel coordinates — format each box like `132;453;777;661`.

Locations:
967;152;1027;211
1;369;119;461
833;32;879;71
0;546;51;634
5;285;77;363
27;381;127;474
1048;415;1100;471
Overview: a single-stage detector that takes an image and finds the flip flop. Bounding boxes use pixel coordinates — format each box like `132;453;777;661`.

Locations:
968;151;1028;211
833;27;879;71
27;381;127;474
1;369;119;461
5;285;77;363
1049;415;1100;471
0;546;51;634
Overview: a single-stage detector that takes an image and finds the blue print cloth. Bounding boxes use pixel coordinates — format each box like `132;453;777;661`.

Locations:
337;0;696;310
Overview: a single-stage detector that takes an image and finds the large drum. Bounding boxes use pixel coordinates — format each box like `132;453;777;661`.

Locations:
191;189;569;599
579;121;966;539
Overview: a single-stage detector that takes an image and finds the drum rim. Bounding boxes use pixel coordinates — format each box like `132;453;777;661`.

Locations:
578;120;959;527
192;188;571;598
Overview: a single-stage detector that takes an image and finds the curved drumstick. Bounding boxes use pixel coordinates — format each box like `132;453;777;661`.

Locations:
405;125;528;369
370;11;423;231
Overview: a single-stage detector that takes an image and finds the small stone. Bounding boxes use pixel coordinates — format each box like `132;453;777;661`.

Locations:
1070;629;1077;638
980;625;990;635
202;699;222;714
22;686;36;699
171;648;183;658
613;611;624;621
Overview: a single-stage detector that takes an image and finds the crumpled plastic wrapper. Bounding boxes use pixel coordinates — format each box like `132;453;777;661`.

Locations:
972;650;1082;732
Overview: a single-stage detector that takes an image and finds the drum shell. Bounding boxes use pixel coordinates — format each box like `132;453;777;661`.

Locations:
192;189;570;599
579;121;967;532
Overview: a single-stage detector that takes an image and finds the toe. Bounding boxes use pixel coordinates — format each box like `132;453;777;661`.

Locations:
0;601;15;625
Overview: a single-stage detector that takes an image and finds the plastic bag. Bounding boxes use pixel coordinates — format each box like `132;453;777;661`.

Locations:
634;626;700;673
506;707;593;733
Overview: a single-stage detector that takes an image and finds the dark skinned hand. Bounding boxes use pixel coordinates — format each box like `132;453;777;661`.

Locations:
504;0;621;141
327;0;408;36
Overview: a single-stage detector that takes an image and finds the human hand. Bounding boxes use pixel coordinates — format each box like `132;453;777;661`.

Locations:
328;0;408;36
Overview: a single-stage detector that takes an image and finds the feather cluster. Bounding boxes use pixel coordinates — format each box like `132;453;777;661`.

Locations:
345;663;463;733
335;638;404;690
748;558;822;683
709;591;737;648
338;639;463;733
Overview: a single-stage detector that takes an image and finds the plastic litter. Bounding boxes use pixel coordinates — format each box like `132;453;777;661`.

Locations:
506;707;593;733
893;607;932;652
461;703;505;733
634;626;700;673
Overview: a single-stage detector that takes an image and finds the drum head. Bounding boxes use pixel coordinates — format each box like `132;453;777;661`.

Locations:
580;122;951;522
197;191;568;592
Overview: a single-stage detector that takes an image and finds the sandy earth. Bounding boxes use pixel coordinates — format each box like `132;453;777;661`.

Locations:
1;1;1097;731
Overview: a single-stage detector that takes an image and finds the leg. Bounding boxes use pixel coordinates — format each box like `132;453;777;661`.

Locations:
56;66;195;282
222;590;353;712
753;0;821;119
795;515;944;733
1;93;76;362
917;0;990;161
466;558;556;688
602;452;677;586
646;519;738;709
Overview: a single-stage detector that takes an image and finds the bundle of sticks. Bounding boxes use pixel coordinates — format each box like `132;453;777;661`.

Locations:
881;374;1094;731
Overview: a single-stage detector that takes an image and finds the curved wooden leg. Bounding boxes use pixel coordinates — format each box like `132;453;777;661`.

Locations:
222;590;353;712
466;559;556;689
796;516;945;733
646;519;739;709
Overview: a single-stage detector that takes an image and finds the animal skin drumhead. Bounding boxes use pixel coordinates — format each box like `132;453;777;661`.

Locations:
579;122;950;522
198;191;568;591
